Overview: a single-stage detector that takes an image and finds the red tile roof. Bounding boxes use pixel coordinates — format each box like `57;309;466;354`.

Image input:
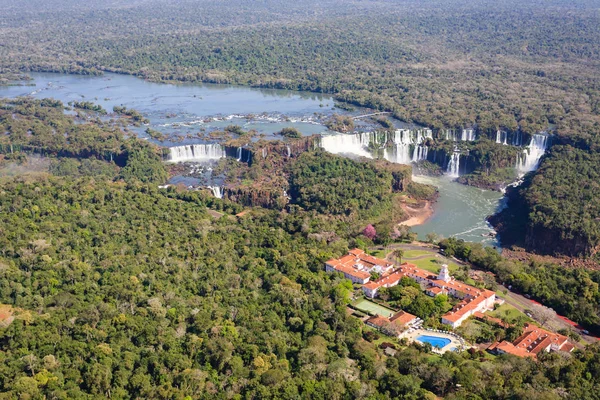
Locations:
366;311;417;329
390;311;417;325
326;249;394;281
492;324;571;358
366;315;390;328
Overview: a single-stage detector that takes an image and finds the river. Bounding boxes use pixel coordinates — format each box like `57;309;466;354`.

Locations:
411;175;503;246
0;72;503;245
0;72;393;143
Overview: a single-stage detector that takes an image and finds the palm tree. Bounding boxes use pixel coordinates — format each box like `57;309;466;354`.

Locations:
393;249;404;265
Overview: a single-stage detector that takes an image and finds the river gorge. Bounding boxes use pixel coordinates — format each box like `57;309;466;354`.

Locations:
0;72;549;245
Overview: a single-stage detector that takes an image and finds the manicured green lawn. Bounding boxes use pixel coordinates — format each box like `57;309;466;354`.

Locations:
370;249;388;259
406;256;461;275
489;303;529;323
402;249;435;258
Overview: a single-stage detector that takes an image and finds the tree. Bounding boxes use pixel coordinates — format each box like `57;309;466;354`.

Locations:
363;224;377;240
425;233;439;244
530;304;557;327
393;249;404;265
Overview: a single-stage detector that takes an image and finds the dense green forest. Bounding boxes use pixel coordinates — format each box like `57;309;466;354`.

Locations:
491;145;600;258
0;116;598;397
2;174;600;399
0;98;167;184
2;0;600;397
1;0;599;136
1;0;599;258
0;99;598;398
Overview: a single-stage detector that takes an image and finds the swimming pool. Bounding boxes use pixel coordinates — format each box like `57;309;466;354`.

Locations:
416;335;451;349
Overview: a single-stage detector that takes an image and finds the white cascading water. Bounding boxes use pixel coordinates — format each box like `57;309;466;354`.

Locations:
512;131;522;146
384;129;432;164
445;130;458;141
412;146;428;162
168;144;226;162
461;129;476;141
286;146;291;157
320;132;374;158
517;134;548;173
208;186;223;199
496;130;508;145
320;129;433;163
447;152;461;177
445;129;475;142
236;147;242;161
384;129;412;164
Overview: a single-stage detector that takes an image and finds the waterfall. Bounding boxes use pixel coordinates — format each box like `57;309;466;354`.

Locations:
517;134;548;173
286;146;291;157
512;131;522;147
383;129;431;164
411;129;431;162
236;147;242;161
412;145;428;162
445;129;475;141
496;130;508;145
447;152;461;177
208;186;223;199
320;132;374;158
320;129;434;163
168;144;226;162
461;129;476;141
384;129;412;164
445;130;458;141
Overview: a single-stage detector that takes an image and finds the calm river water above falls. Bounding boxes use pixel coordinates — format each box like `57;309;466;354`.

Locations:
0;72;502;245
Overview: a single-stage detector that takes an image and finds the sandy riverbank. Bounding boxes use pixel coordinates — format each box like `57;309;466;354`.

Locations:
400;200;435;227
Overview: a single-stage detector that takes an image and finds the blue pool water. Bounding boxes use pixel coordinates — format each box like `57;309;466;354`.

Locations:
417;335;451;349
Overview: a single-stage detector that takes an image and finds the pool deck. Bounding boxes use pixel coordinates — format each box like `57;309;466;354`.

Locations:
401;328;467;354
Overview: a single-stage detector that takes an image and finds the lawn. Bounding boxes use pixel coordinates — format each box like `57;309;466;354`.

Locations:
402;250;436;259
353;298;397;317
369;249;388;259
406;255;461;275
489;303;530;323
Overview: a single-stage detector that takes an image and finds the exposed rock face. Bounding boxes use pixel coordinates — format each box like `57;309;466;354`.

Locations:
489;181;599;258
248;136;319;164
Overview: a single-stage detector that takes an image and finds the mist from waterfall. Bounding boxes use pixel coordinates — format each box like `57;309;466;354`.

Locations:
319;132;374;158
